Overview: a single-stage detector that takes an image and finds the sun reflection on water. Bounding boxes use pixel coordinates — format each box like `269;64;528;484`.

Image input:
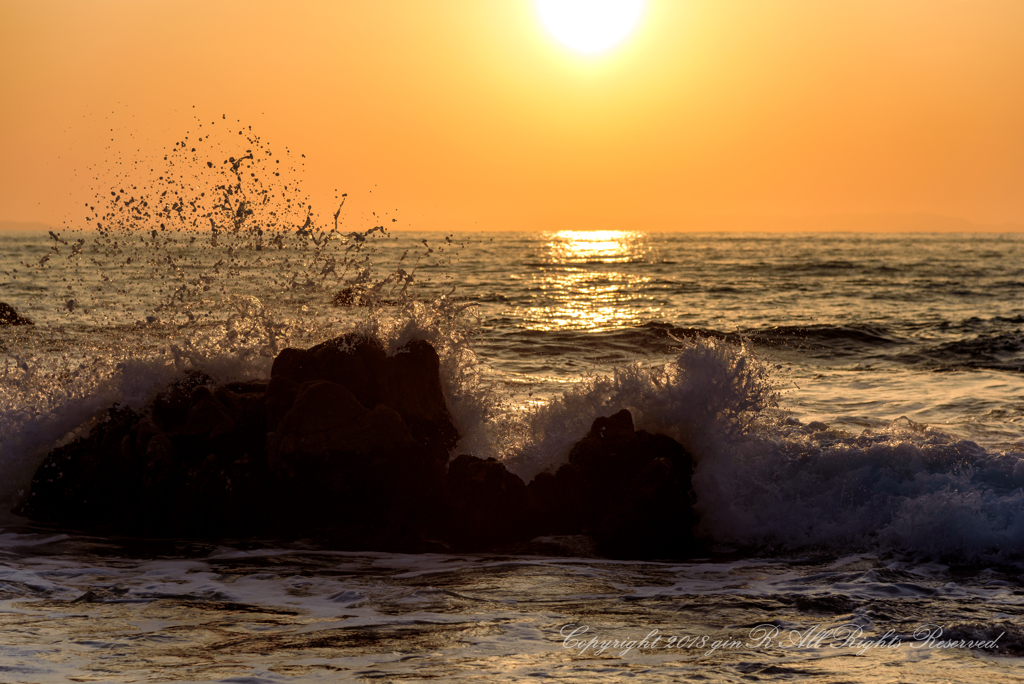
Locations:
516;230;658;332
545;230;643;264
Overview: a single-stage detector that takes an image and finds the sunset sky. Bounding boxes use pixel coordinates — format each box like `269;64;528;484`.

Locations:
2;0;1023;232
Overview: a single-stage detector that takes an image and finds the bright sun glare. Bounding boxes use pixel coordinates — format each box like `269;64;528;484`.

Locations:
536;0;646;55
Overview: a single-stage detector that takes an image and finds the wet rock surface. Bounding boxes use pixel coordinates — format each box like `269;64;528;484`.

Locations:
17;337;701;558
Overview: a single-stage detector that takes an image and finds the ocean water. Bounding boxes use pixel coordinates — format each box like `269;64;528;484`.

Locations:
2;227;1024;681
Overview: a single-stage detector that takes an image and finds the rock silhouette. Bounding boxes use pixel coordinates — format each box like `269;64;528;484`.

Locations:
17;337;701;557
444;454;534;550
528;408;701;558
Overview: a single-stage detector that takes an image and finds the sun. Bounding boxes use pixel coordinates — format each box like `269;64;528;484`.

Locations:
536;0;646;55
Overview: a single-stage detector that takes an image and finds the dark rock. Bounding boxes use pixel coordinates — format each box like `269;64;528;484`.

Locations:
189;451;268;535
122;417;162;468
526;469;583;535
271;335;458;462
183;386;235;437
0;302;32;326
264;376;300;432
16;339;704;559
150;370;215;431
566;409;693;515
17;336;465;547
267;381;376;461
222;380;269;395
595;456;700;559
18;373;236;535
139;432;185;529
266;379;446;544
528;409;702;559
16;337;463;548
16;405;140;525
445;454;533;550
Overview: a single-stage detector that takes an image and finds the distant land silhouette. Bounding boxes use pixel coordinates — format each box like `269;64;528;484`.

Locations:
683;212;1024;233
2;215;1022;234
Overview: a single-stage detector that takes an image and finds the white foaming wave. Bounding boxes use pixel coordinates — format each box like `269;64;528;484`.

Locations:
431;323;1024;561
451;336;777;483
695;417;1024;561
8;297;1024;563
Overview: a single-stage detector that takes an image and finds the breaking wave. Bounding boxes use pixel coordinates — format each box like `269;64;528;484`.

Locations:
3;120;1024;562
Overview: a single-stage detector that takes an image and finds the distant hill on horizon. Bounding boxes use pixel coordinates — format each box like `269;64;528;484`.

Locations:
2;214;1023;234
695;212;1024;234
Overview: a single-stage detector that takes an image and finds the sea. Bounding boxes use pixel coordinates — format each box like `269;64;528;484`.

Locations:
2;225;1024;682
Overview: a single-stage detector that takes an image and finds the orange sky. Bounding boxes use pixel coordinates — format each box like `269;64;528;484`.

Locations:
2;0;1023;232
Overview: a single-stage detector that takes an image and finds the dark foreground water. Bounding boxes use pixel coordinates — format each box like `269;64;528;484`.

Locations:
0;532;1023;683
2;230;1024;681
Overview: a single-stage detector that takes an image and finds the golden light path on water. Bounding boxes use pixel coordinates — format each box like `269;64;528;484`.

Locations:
545;230;639;264
520;230;658;332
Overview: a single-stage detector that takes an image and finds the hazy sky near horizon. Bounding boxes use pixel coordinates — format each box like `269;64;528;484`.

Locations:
2;0;1023;232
